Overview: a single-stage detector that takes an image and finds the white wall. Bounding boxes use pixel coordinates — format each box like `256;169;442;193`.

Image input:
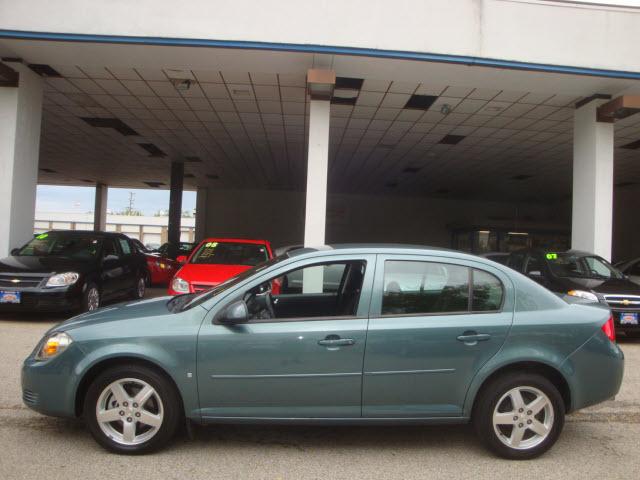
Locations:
203;188;569;249
1;0;640;74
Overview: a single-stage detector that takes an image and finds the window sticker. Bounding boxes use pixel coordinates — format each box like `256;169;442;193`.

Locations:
546;253;558;260
36;233;48;240
205;242;219;248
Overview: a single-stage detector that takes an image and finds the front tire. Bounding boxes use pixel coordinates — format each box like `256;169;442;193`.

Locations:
82;283;100;312
83;364;181;454
473;373;565;460
131;274;147;300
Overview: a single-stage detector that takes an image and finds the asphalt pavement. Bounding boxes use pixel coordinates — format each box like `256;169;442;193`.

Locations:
1;288;638;480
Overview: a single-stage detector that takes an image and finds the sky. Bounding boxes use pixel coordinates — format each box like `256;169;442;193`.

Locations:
36;185;196;216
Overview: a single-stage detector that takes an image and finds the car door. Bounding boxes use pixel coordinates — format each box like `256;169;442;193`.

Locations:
116;237;137;289
99;238;129;298
362;254;514;418
196;254;375;419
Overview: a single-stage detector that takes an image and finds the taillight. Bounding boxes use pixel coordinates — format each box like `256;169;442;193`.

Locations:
601;315;616;342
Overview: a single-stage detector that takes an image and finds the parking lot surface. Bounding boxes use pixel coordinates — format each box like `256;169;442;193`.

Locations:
1;289;639;480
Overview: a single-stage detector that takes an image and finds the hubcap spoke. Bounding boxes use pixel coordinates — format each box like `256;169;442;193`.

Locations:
493;412;516;425
110;382;130;405
122;420;136;443
529;419;550;436
138;411;162;428
134;385;154;406
527;395;548;416
509;426;525;447
96;408;122;423
509;389;526;411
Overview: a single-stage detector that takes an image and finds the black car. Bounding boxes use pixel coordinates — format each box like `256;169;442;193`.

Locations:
0;230;149;313
507;249;640;335
154;241;195;259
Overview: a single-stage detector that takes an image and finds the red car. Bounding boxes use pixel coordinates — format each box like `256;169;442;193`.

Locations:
169;238;274;295
130;239;181;286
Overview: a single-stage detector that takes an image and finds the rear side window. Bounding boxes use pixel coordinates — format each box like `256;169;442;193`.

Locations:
382;261;504;316
472;269;504;311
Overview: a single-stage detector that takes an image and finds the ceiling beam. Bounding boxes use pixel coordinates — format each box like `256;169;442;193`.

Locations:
597;95;640;123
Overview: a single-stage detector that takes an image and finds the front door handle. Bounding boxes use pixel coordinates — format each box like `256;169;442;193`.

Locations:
318;335;356;347
457;332;491;343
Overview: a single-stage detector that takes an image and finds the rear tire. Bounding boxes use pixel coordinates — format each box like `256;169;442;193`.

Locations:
131;274;147;300
83;364;181;454
473;372;565;460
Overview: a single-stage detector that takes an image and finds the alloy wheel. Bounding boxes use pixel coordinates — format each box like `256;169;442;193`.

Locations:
492;386;554;450
137;277;146;298
96;378;164;446
87;287;100;311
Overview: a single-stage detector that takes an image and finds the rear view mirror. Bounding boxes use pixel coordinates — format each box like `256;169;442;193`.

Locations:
176;255;187;264
219;300;248;324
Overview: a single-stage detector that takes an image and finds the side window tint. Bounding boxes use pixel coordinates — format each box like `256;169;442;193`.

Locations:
118;239;131;255
279;263;346;294
472;269;504;311
102;239;118;258
382;261;470;315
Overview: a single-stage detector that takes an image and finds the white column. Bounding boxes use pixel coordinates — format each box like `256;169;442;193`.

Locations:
303;99;331;247
0;63;43;257
195;186;208;241
572;99;614;260
302;99;331;293
93;183;108;231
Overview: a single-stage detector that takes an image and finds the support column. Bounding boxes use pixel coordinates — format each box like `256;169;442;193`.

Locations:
0;63;43;257
93;183;108;231
167;161;184;248
195;186;208;242
572;99;614;260
303;70;334;293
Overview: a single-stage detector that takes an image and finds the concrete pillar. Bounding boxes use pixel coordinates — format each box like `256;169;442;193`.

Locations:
303;99;331;247
195;186;208;242
93;182;108;231
168;161;184;248
0;63;43;257
572;99;614;260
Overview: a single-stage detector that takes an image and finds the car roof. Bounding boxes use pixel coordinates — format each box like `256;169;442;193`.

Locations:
286;243;480;261
200;238;271;246
43;229;125;238
510;248;596;258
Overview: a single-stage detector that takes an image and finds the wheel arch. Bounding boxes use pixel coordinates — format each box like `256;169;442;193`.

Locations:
74;356;185;418
468;361;572;418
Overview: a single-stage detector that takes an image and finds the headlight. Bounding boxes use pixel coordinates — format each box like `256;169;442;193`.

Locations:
35;332;73;361
171;276;190;293
567;290;599;302
46;272;79;287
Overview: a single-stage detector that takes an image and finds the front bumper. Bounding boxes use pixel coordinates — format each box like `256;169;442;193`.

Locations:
0;286;81;312
21;346;82;418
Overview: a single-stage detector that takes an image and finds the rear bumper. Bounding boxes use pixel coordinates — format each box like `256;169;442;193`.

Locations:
560;332;624;412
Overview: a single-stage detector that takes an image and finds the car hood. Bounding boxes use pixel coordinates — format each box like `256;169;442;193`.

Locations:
54;296;174;332
554;275;640;294
177;263;252;284
0;255;95;274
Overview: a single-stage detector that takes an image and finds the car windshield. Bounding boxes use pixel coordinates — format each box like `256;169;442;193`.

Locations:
190;241;269;266
17;232;102;260
176;255;287;311
545;252;624;280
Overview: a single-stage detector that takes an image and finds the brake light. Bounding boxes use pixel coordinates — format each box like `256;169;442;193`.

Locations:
601;315;616;342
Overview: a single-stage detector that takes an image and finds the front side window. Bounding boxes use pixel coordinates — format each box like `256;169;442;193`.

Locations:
118;239;131;255
190;241;269;266
382;261;504;316
242;261;367;321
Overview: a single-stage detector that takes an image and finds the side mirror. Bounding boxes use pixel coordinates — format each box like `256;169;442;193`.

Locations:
10;248;20;256
218;300;248;324
176;255;187;264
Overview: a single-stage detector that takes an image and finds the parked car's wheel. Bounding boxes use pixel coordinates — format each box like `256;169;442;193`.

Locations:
82;283;100;312
131;274;147;300
473;372;565;460
84;364;181;454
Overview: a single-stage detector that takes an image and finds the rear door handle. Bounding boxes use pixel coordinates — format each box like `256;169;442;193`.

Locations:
457;332;491;343
318;336;356;347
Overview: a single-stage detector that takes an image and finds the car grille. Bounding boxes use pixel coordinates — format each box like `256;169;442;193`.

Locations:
22;389;38;406
192;284;214;292
603;294;640;311
0;273;47;288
